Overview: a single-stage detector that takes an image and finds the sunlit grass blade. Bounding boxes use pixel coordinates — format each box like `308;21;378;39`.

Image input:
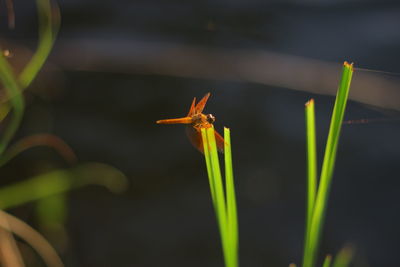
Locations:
305;99;317;218
202;127;229;265
201;129;216;203
224;127;238;265
201;126;238;267
205;126;227;228
302;62;354;267
303;98;317;266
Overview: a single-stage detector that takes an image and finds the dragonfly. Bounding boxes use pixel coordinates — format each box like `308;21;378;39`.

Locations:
156;92;224;153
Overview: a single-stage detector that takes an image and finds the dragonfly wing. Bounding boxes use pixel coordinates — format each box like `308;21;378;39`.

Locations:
185;126;224;154
195;92;210;113
187;97;196;117
186;126;204;154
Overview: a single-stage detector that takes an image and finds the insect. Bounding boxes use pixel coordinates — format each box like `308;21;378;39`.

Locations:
156;92;224;153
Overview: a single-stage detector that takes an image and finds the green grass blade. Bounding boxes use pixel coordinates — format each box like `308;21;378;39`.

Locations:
35;193;68;229
322;255;332;267
205;127;229;265
0;53;24;155
305;99;317;218
304;62;354;267
202;127;239;267
0;163;128;210
201;129;216;203
303;98;317;267
202;128;227;224
224;127;238;267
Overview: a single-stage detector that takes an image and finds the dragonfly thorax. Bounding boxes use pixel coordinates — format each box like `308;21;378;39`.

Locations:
191;113;215;126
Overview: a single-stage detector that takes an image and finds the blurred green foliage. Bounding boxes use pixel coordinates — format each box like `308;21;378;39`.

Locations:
0;0;128;265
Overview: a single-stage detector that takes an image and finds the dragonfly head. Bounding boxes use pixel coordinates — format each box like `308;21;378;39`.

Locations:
206;114;215;124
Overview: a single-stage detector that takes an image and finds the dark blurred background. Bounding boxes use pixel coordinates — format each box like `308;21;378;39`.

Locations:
2;0;400;266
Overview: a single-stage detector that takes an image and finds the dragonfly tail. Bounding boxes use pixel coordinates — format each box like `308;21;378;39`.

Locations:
156;117;193;124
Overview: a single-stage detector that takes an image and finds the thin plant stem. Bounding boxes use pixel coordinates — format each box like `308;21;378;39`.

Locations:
302;62;354;267
303;98;317;267
201;127;238;267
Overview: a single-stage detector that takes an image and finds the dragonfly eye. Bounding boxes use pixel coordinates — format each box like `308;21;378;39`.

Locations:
206;114;215;124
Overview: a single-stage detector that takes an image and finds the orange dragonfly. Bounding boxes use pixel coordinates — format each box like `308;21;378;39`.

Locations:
156;92;224;153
